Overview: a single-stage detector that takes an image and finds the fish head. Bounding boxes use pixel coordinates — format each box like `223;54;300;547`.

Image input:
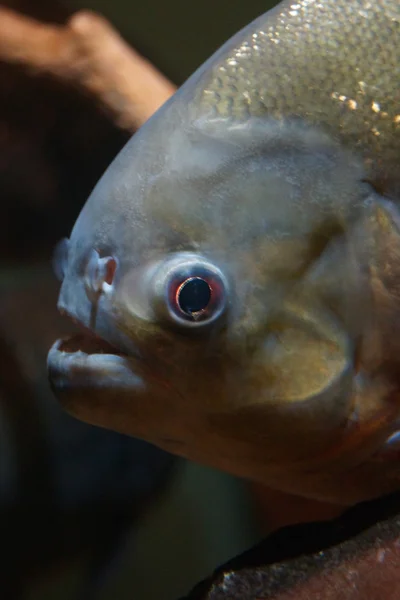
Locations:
48;89;397;505
48;0;400;504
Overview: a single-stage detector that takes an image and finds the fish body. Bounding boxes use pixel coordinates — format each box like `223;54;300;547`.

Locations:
48;0;400;504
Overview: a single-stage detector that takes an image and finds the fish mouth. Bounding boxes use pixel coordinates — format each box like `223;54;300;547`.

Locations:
48;335;130;376
48;333;131;383
47;310;137;385
54;332;124;357
47;329;144;409
47;316;147;425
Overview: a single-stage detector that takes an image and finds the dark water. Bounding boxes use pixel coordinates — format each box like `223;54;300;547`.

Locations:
64;0;277;84
1;1;275;598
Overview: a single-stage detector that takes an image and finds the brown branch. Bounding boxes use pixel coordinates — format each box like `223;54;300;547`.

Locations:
0;7;177;131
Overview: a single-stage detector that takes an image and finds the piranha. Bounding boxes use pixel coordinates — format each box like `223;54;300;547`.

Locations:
48;0;400;506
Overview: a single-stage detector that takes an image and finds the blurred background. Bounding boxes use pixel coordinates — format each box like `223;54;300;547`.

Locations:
0;1;280;599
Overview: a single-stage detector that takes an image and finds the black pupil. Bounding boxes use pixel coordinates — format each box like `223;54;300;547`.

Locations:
178;277;211;315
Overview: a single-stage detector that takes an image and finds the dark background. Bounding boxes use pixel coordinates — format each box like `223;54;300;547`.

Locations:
0;1;280;599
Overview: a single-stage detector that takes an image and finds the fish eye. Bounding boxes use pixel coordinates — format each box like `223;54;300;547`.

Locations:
151;254;229;329
176;277;212;316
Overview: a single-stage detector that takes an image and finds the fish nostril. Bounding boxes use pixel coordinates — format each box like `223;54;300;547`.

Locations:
104;256;117;285
52;237;70;281
85;249;118;299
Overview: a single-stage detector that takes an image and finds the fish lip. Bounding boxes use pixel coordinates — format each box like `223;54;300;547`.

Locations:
47;337;134;373
47;334;145;389
47;337;146;410
48;308;143;386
